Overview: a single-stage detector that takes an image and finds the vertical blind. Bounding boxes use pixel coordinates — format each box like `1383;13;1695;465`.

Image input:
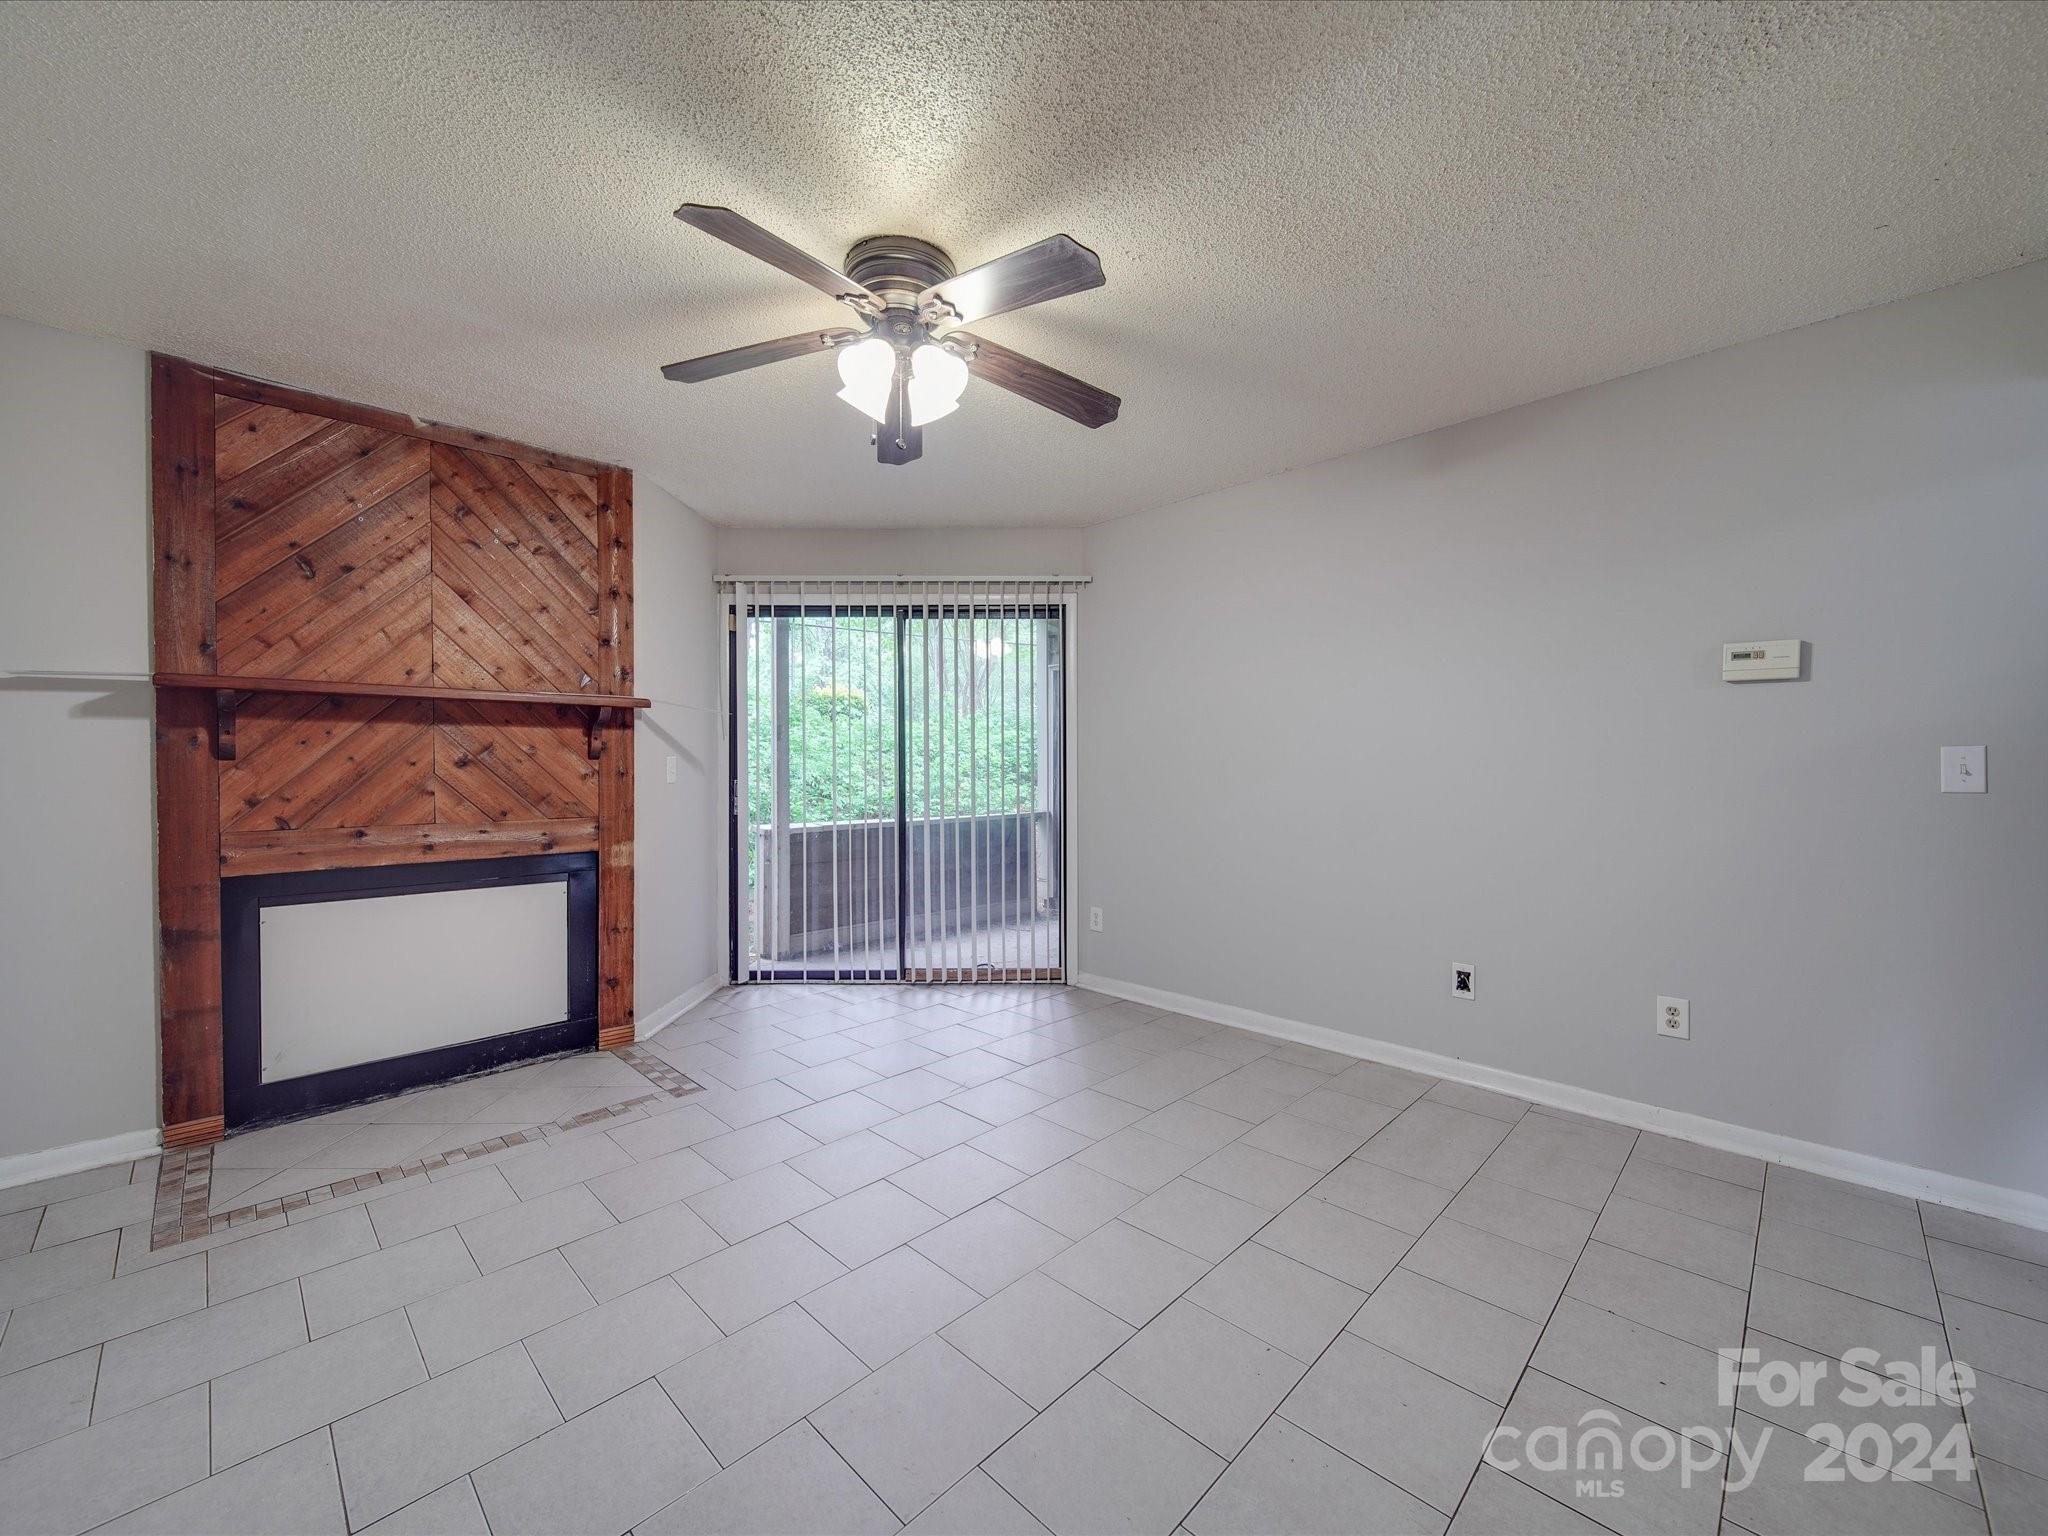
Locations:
724;578;1082;984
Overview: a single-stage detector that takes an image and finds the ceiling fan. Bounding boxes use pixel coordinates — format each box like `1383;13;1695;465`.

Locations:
660;205;1120;465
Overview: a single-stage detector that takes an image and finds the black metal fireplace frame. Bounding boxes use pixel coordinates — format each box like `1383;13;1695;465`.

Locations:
220;852;598;1130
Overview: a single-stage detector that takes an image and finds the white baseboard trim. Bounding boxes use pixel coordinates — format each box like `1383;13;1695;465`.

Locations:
635;975;724;1043
1072;971;2048;1233
0;1127;162;1194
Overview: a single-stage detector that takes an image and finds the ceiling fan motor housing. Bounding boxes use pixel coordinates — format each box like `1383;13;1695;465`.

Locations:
844;235;955;304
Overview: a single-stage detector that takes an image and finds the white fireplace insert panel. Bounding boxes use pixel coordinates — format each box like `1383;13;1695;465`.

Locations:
258;881;569;1084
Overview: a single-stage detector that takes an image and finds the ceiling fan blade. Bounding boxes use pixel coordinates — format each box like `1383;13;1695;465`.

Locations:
660;327;861;383
920;234;1105;327
674;205;879;312
955;334;1120;428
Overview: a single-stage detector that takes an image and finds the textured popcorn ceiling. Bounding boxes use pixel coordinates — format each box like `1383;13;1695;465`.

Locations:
1;2;2043;528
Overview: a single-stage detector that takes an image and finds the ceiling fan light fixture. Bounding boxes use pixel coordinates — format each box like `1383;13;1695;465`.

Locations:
835;335;895;422
908;342;969;426
663;206;1120;462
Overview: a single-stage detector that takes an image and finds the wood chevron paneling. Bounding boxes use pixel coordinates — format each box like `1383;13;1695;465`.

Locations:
219;695;436;832
221;820;598;876
213;401;332;482
151;356;638;1144
432;699;599;824
430;444;601;693
216;429;426;592
208;369;613;477
213;404;432;685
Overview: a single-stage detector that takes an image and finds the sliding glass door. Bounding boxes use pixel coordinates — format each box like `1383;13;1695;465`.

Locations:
738;600;900;980
731;583;1066;983
902;597;1064;981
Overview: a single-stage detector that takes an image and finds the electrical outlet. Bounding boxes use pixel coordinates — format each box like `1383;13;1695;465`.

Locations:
1088;906;1104;932
1451;965;1475;1000
665;754;679;784
1657;996;1690;1040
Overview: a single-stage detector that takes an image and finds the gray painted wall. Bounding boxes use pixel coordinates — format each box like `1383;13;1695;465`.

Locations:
634;480;725;1025
1079;261;2048;1197
0;314;158;1161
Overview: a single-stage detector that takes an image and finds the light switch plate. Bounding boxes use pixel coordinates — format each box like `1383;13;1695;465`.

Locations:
1940;746;1985;794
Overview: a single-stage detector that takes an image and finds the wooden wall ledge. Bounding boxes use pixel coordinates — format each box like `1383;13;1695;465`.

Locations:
152;673;650;760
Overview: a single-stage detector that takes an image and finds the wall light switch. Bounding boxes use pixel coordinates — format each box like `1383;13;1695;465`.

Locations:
665;754;680;784
1940;746;1985;794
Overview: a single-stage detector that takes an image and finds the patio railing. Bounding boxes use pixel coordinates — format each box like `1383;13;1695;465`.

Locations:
751;809;1057;960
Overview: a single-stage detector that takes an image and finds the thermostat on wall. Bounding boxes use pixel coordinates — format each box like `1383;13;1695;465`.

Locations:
1722;639;1801;682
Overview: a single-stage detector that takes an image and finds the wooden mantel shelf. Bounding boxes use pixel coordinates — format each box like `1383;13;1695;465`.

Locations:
152;672;651;710
152;672;650;760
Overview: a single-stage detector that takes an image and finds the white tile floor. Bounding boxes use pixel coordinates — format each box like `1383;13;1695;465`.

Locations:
2;983;2045;1534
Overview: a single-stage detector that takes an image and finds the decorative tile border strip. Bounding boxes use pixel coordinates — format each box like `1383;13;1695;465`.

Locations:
615;1043;702;1098
151;1049;704;1249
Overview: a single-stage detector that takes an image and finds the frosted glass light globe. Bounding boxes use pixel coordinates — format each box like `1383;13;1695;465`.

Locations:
908;343;969;426
835;336;894;423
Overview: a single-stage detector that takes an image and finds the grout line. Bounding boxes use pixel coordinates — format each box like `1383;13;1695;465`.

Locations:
1918;1197;1996;1530
1719;1152;1773;1533
805;1402;914;1522
1747;1253;1944;1326
1734;1394;1991;1520
652;1369;724;1474
447;1217;488;1290
1760;1208;1944;1264
1604;1188;1758;1235
518;1339;571;1429
85;1340;104;1429
1627;1144;1767;1191
1920;1227;2048;1268
1611;1154;1764;1224
320;1424;346;1530
1176;1293;1317;1370
1924;1287;2048;1330
1576;1234;1747;1297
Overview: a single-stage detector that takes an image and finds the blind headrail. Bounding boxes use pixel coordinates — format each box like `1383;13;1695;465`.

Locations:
716;575;1089;589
